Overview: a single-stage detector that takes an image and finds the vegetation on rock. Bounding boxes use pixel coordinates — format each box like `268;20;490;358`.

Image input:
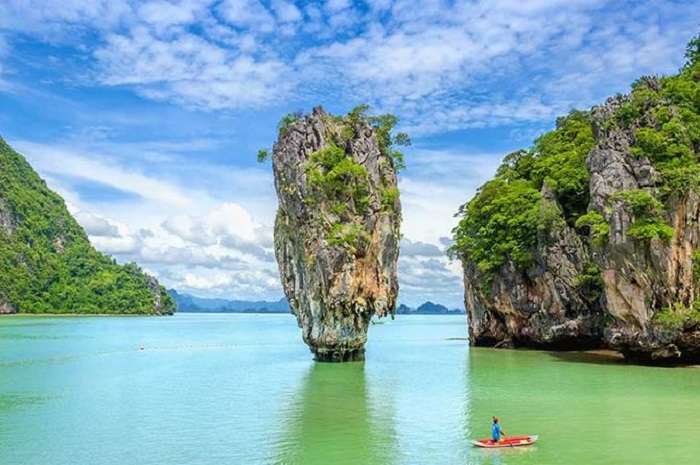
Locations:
269;105;403;361
574;211;610;246
452;32;700;283
451;31;700;363
614;190;674;242
269;105;408;253
0;137;175;314
451;110;594;277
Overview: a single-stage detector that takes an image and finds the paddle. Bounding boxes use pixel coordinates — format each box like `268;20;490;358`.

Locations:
501;432;514;448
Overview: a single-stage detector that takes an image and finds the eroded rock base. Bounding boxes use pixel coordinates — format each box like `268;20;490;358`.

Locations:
312;347;366;363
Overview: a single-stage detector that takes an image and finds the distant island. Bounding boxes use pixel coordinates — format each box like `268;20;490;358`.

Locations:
396;302;465;315
168;289;464;315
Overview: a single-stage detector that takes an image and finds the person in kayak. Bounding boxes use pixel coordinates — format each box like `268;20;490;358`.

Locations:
492;417;506;442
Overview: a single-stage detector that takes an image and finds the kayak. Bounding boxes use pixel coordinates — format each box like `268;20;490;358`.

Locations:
470;435;538;448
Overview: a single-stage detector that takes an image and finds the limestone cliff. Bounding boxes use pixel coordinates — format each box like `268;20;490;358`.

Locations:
453;36;700;364
0;136;175;315
270;106;404;361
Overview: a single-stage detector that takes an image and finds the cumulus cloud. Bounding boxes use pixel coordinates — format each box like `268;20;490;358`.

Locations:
161;202;265;247
6;136;282;300
90;234;143;254
218;0;275;31
74;211;121;237
271;0;302;23
397;254;464;307
177;267;280;296
400;238;444;258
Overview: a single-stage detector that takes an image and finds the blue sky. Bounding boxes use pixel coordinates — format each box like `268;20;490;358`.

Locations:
0;0;698;307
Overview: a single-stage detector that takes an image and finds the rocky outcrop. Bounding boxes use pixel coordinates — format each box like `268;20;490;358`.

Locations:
464;185;603;350
0;301;17;314
589;94;700;363
271;107;402;361
0;197;16;235
460;68;700;364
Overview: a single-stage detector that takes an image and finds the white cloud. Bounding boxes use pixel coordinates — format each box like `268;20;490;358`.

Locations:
271;0;302;23
399;149;502;244
182;271;232;289
13;140;193;208
137;0;206;31
217;0;275;31
74;211;121;237
5;136;282;298
161;202;263;248
400;238;444;257
91;234;144;254
391;148;503;307
398;255;464;307
0;0;132;39
95;25;292;109
324;0;351;13
3;0;696;129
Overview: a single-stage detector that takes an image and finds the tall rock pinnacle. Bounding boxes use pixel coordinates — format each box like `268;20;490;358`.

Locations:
269;106;405;361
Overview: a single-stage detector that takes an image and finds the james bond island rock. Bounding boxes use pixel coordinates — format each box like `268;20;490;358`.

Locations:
452;33;700;364
266;106;407;361
0;137;175;315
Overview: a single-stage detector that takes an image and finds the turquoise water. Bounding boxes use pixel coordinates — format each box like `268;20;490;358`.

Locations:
1;314;699;464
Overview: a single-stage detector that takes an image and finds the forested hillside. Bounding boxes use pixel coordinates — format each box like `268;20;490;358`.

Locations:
0;137;174;314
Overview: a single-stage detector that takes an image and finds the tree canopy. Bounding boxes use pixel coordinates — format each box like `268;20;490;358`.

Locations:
0;138;175;314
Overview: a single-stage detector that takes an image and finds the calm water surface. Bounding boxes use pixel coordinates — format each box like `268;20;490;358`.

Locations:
1;314;699;464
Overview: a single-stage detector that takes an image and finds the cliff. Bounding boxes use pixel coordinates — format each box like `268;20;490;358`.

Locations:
0;137;175;315
452;34;700;363
268;106;406;361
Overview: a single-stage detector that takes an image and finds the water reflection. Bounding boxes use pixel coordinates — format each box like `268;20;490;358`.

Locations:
274;362;397;465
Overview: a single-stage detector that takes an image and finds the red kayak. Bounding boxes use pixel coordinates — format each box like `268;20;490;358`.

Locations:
470;435;538;448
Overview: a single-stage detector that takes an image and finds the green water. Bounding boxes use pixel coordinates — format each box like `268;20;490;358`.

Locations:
1;314;699;464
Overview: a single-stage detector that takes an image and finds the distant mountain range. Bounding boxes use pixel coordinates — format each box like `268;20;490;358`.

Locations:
396;301;465;315
167;290;290;313
168;290;464;315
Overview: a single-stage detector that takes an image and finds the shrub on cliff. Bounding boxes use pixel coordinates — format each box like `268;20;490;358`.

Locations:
452;32;700;285
451;110;594;278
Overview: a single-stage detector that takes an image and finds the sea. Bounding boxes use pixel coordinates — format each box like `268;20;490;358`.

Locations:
1;313;699;464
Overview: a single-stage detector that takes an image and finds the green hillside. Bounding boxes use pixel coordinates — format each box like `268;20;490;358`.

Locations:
0;137;174;314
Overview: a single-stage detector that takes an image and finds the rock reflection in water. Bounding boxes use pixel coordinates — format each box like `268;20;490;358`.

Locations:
274;362;396;465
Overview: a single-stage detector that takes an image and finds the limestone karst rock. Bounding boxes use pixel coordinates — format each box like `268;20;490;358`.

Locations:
453;35;700;364
270;106;404;361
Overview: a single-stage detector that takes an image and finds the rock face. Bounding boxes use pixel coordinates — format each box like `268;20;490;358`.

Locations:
271;107;402;361
588;93;700;363
457;56;700;364
463;184;603;350
0;136;175;315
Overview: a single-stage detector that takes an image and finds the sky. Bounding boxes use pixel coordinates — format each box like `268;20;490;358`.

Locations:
0;0;698;308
